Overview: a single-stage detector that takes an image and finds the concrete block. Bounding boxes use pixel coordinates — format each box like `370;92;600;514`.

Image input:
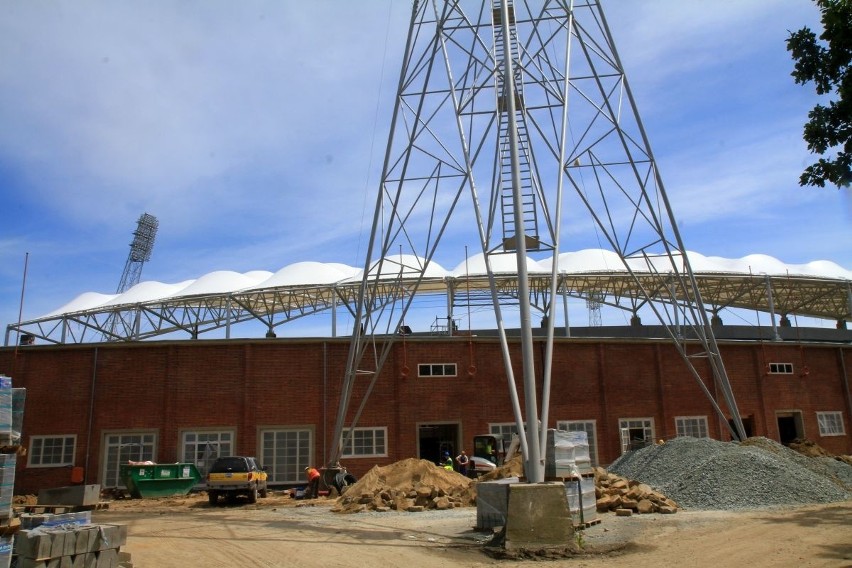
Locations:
75;528;99;555
475;477;518;529
503;482;574;551
48;532;67;560
16;529;54;560
96;548;117;568
95;525;126;551
18;558;48;568
38;486;101;508
63;532;79;557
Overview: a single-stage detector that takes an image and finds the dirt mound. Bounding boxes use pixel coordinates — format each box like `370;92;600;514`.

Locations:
332;458;476;513
787;438;834;458
478;454;524;481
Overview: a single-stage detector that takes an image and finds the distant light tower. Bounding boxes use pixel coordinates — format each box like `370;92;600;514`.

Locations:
117;213;158;293
104;213;158;341
586;291;604;327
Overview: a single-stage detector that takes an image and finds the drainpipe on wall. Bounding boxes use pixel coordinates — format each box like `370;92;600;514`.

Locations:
322;342;327;463
84;346;99;485
839;348;852;436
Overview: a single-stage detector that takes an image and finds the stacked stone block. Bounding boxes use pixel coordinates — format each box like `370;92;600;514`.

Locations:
14;524;129;568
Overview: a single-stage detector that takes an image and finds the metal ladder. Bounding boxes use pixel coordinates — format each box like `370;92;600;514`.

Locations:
493;0;540;251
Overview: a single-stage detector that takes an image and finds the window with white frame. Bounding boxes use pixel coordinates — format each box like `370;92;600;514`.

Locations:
675;416;708;438
768;362;794;374
816;412;845;436
28;435;76;467
260;428;312;484
556;420;598;466
181;430;234;477
489;423;518;445
342;427;387;458
103;432;157;488
619;418;654;453
417;363;457;377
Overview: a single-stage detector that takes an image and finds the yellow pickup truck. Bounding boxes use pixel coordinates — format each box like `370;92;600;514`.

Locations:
206;456;269;505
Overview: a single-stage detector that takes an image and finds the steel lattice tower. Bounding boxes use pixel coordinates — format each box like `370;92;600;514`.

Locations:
329;0;746;476
103;213;158;341
117;213;158;294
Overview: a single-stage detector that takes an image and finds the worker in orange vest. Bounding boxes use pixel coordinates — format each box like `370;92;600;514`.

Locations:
305;466;321;499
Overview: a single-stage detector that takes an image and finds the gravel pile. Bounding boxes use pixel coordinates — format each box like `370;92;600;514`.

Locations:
607;436;852;510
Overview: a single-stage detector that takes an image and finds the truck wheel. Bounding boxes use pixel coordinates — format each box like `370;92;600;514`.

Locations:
248;487;258;504
260;486;268;498
208;491;218;506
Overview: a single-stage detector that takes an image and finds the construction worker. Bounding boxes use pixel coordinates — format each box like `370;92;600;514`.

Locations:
455;450;470;476
305;466;321;499
442;452;454;471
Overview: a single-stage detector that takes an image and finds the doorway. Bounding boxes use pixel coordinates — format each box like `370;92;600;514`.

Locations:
776;411;804;445
418;423;459;467
727;415;754;440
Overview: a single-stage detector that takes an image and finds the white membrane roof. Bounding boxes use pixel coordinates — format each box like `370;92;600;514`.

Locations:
40;249;851;319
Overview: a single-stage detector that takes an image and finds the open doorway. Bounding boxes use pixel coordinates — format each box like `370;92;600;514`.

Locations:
727;415;754;440
776;411;804;445
418;423;459;468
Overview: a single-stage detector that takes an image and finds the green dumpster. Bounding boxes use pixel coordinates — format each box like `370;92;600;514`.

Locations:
119;463;201;498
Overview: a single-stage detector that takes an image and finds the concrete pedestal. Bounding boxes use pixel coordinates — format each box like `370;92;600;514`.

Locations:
38;484;101;507
503;482;574;550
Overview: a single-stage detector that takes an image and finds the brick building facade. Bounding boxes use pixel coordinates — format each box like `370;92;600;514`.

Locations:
1;335;850;495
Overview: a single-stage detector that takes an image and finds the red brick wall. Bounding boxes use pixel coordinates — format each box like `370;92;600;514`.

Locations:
1;337;849;495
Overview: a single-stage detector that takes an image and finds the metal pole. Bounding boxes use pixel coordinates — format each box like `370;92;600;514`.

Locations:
14;252;29;351
764;274;781;341
500;0;543;484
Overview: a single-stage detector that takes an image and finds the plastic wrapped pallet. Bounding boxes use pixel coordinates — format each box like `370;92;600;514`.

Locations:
563;430;592;474
11;388;26;445
475;477;519;529
21;510;92;530
0;535;11;568
545;429;577;478
564;475;597;525
0;377;11;446
0;454;15;519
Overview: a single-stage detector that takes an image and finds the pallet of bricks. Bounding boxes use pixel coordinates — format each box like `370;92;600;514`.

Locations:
0;375;132;568
544;429;598;528
0;375;24;568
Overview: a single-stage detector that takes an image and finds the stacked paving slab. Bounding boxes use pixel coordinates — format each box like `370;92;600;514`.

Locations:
0;375;132;568
15;516;129;568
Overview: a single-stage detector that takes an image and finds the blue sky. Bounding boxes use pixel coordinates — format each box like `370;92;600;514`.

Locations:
1;1;850;338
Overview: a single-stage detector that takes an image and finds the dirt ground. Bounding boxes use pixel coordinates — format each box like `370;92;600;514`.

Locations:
89;492;852;568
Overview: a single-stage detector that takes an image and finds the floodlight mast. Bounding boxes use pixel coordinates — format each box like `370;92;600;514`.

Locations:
327;0;747;468
117;213;159;294
103;213;158;341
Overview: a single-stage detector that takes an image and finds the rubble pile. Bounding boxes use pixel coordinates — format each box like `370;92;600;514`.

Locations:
332;458;476;514
593;467;678;514
478;454;524;481
608;436;852;510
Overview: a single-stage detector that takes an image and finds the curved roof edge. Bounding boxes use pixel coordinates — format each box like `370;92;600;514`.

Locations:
38;249;851;319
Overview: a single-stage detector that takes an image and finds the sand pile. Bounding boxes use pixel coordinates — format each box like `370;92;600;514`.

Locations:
788;438;835;458
332;458;476;514
478;454;524;481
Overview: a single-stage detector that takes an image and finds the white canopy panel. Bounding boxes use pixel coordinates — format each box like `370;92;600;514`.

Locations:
33;249;851;321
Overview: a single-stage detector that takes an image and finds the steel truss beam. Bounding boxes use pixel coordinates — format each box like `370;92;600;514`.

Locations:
329;0;756;466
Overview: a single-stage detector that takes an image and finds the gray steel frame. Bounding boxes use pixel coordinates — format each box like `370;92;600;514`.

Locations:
330;0;752;466
5;272;850;346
